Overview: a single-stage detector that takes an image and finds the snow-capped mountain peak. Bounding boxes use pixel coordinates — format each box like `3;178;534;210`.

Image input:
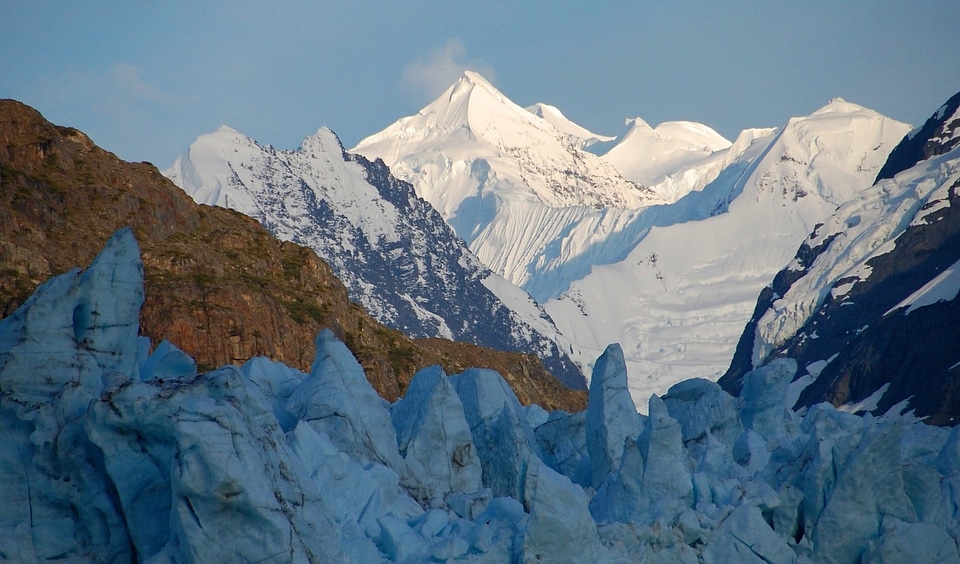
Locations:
721;90;960;424
599;116;732;196
539;99;909;404
355;74;910;407
165;123;586;388
299;126;345;156
615;117;730;152
353;71;661;219
422;70;538;136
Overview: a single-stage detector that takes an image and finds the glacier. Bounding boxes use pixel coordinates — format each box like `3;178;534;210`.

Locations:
3;228;960;562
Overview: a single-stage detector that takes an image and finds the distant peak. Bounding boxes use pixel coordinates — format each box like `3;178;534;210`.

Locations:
460;70;493;87
811;96;871;116
527;102;564;119
625;117;652;129
615;117;653;140
300;126;344;156
196;125;254;147
312;125;338;138
444;70;501;103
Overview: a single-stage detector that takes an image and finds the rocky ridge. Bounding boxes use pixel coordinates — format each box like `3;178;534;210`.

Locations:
0;99;584;411
164;124;584;389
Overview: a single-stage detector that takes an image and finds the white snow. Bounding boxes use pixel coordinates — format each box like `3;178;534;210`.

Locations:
164;118;585;385
887;257;960;315
525;102;614;150
354;71;911;408
753;146;960;364
838;383;891;414
600;116;732;202
167;125;401;250
353;71;659;214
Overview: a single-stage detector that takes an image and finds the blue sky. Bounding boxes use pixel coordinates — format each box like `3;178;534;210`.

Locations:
2;1;958;167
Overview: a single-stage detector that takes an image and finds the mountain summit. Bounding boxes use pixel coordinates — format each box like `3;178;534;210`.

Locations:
721;90;960;424
353;71;660;219
165;120;586;388
355;74;910;404
601;118;730;188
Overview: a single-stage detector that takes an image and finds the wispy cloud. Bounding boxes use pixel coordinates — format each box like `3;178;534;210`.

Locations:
105;62;178;108
37;62;180;122
401;39;497;102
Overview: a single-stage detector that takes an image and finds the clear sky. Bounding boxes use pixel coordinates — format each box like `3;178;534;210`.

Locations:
2;1;958;167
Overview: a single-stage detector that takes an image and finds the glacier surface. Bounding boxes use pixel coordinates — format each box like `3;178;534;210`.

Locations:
2;229;959;562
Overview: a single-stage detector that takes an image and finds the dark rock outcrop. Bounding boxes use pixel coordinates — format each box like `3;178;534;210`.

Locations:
721;91;960;425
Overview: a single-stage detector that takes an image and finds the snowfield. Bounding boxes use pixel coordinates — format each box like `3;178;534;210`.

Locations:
353;73;911;408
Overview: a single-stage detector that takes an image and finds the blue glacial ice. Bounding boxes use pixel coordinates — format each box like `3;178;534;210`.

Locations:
1;229;959;563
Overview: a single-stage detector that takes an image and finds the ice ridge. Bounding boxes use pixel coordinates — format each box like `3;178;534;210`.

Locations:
1;230;958;562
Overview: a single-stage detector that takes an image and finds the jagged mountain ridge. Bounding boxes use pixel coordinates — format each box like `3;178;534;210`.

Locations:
165;124;585;388
720;91;960;425
525;102;614;151
0;98;586;410
354;71;660;214
876;90;960;181
352;73;670;296
355;73;910;404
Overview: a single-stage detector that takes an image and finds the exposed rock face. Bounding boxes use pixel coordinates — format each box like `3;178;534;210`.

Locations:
721;91;960;425
164;125;585;389
876;91;960;182
0;98;585;410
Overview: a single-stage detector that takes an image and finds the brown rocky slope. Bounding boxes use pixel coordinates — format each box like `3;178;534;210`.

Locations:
0;99;585;412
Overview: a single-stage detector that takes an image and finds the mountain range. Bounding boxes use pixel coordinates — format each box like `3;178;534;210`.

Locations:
4;77;960;561
6;71;959;424
164;122;584;388
351;72;912;405
0;98;585;411
158;70;960;425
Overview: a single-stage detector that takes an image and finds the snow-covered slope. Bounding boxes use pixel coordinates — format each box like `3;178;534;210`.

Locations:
5;231;960;562
355;73;910;407
721;91;960;424
354;71;659;214
600;117;733;203
351;72;663;292
164;126;584;388
525;102;614;150
546;98;910;404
